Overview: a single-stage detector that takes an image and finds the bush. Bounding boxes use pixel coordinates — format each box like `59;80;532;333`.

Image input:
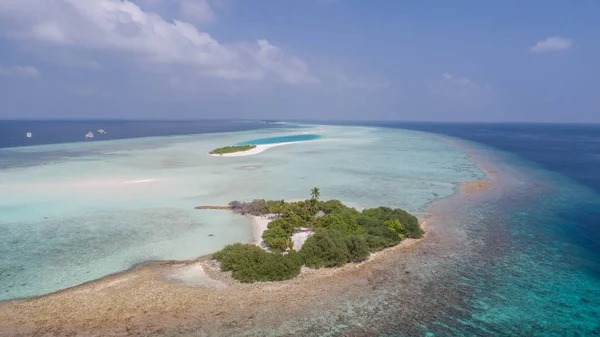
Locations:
267;217;295;235
317;199;347;214
320;208;366;236
300;229;350;268
262;226;291;252
385;219;405;239
363;224;401;251
346;235;370;262
213;243;301;282
362;207;422;238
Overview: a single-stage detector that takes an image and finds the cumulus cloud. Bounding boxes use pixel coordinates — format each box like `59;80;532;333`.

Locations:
0;0;316;84
0;65;40;79
254;39;318;84
529;36;572;53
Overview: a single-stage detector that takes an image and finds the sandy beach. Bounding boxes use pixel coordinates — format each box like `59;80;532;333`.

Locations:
209;142;301;157
251;215;272;245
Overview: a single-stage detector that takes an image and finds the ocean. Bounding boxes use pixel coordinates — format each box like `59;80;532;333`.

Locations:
0;120;598;336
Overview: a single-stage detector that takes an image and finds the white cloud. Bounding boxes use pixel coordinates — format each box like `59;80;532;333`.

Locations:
529;36;572;53
437;72;492;106
179;0;215;23
254;39;318;84
442;72;478;87
0;65;40;79
0;0;316;84
135;0;216;24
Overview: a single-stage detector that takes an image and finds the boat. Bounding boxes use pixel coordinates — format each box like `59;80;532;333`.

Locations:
26;132;32;138
85;131;94;139
97;129;106;135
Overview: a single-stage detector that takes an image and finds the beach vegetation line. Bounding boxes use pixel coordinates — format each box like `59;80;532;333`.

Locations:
212;188;422;282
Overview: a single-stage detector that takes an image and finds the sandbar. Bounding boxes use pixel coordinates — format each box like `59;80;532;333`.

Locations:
209;141;301;157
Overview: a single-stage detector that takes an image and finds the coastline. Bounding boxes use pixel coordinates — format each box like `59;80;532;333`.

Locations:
0;137;498;336
209;141;302;157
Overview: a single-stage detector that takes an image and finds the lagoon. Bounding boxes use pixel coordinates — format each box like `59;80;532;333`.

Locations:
0;124;481;300
235;133;322;145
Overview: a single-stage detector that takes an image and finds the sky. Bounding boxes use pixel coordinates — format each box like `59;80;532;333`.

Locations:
0;0;598;122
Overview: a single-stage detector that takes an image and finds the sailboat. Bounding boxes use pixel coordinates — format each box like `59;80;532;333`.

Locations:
98;129;106;135
85;131;94;139
26;132;32;138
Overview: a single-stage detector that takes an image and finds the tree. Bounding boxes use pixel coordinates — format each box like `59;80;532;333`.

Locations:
310;187;320;201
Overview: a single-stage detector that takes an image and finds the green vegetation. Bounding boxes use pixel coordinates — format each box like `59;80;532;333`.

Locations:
212;188;422;283
210;144;256;155
212;243;302;282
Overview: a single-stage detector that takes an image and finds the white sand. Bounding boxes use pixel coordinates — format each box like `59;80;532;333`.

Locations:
209;142;301;157
291;230;311;251
252;216;311;251
251;215;272;245
165;263;226;288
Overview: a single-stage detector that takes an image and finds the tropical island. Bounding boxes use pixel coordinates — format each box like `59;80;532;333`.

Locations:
209;144;257;155
211;188;423;283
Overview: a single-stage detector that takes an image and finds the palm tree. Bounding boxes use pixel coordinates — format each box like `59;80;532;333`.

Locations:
310;187;320;201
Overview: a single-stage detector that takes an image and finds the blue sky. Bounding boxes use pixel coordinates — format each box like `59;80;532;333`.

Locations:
0;0;598;122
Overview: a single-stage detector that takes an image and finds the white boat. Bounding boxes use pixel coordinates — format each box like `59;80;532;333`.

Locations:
98;129;106;135
85;131;94;139
26;132;32;138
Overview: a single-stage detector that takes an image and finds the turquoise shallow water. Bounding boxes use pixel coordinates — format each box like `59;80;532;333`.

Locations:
0;125;482;300
235;133;322;145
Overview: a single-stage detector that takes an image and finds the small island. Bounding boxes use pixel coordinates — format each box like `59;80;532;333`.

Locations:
209;144;257;155
211;188;423;283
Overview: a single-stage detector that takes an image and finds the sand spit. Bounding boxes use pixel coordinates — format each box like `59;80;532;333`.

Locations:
209;142;301;157
194;205;232;210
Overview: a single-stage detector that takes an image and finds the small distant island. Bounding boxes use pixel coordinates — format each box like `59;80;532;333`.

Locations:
209;144;257;155
211;188;423;283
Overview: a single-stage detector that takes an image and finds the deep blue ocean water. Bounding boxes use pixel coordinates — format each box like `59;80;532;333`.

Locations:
372;122;600;336
0;120;281;149
1;120;599;335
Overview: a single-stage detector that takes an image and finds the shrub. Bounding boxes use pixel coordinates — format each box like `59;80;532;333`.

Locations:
362;207;422;238
346;235;370;262
317;199;347;214
300;229;350;268
320;208;366;235
267;217;295;235
262;226;291;252
363;225;401;251
385;219;406;239
213;243;301;282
